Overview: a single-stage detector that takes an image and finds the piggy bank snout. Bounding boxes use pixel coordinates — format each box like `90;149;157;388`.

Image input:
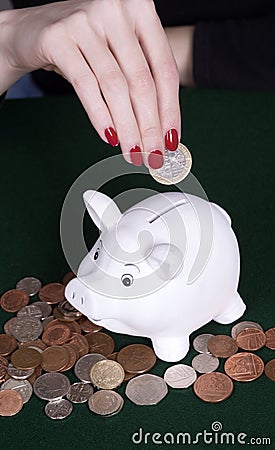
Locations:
65;278;87;310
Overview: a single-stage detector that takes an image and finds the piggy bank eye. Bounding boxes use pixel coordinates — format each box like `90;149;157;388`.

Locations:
121;274;133;287
94;248;100;260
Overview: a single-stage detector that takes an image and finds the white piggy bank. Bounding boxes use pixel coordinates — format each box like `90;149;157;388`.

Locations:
65;190;246;362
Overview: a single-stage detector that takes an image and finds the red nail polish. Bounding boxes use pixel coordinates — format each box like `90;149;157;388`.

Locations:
130;145;143;166
165;128;178;151
105;127;119;147
148;150;164;169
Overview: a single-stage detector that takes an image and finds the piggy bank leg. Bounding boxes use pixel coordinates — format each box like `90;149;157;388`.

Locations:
151;336;190;362
214;292;246;324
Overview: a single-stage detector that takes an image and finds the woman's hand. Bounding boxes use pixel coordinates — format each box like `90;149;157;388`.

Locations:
0;0;181;168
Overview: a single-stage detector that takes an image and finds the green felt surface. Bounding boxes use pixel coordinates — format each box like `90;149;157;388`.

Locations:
0;89;274;450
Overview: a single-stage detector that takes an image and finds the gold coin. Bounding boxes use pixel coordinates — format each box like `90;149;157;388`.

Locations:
149;143;192;185
10;347;41;370
90;360;125;390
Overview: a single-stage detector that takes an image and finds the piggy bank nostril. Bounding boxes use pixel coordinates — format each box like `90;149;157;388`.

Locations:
81;296;84;305
72;292;75;299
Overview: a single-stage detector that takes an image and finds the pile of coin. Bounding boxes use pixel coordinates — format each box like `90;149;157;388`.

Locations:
0;275;274;418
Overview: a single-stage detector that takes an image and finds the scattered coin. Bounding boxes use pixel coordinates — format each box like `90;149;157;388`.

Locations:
117;344;156;374
1;378;33;403
67;333;89;357
0;356;8;381
231;321;263;340
7;363;34;380
78;316;102;333
224;352;264;382
207;335;238;358
19;339;47;352
0;334;17;356
88;390;124;416
126;374;168;405
42;323;71;346
62;271;76;286
38;283;65;304
265;328;275;350
32;301;52;319
45;398;73;420
163;364;197;388
264;359;275;382
41;346;70;372
42;315;54;329
33;372;70;401
17;305;43;320
74;353;107;383
59;344;78;372
57;300;82;320
236;328;266;351
66;382;94;403
0;289;29;313
191;354;219;374
16;277;42;296
3;317;18;335
11;347;41;370
10;317;43;342
85;332;115;356
0;390;23;416
193;333;214;354
149;143;192;185
90;360;125;390
193;372;233;403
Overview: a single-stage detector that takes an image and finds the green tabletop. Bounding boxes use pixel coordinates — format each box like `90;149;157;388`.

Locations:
0;89;274;450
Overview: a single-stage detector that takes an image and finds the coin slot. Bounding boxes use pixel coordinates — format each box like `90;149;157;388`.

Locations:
148;200;188;224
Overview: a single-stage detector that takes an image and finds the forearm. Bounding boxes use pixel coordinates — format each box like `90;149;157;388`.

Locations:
165;25;195;87
0;9;28;95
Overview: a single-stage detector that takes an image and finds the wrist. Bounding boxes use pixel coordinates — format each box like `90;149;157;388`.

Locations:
165;26;195;87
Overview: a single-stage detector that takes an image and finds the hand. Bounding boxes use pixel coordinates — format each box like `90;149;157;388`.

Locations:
0;0;181;168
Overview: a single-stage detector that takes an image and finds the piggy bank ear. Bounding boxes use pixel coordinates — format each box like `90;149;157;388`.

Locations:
83;190;121;232
147;243;183;281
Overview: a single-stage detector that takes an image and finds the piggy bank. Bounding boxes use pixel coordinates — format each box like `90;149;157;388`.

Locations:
65;190;246;362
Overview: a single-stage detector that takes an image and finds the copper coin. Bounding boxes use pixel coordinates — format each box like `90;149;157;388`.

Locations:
207;335;238;358
117;344;156;374
85;332;115;357
42;324;71;346
0;356;8;381
62;271;76;286
27;365;42;385
224;352;264;382
3;317;18;335
236;328;266;351
0;289;29;313
108;352;118;361
265;328;275;350
67;333;89;357
38;283;65;304
123;371;138;382
19;339;47;352
53;307;77;322
59;344;78;372
193;372;233;403
0;334;18;356
264;359;275;381
41;345;70;372
78;316;103;333
0;389;23;416
11;347;42;370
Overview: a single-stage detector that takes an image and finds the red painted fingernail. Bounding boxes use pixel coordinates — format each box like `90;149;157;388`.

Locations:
130;145;143;166
148;150;164;169
165;128;178;151
105;127;119;147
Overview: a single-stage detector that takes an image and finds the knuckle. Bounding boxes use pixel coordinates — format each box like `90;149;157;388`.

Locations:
141;125;160;139
101;70;127;94
159;60;179;83
71;72;92;91
130;68;154;94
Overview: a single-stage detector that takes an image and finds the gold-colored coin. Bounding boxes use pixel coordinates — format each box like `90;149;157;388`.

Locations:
90;360;125;390
149;143;192;185
10;347;41;370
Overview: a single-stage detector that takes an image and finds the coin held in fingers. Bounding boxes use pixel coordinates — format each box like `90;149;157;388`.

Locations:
149;143;192;185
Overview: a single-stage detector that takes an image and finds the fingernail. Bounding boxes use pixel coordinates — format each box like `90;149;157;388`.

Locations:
165;128;178;151
105;127;119;147
130;145;143;166
148;150;164;169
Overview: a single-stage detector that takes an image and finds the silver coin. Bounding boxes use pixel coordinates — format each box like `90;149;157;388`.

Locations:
66;382;94;403
10;317;43;342
7;363;34;380
193;334;215;354
231;321;263;340
44;399;73;420
17;304;43;320
42;315;54;328
88;390;124;416
3;317;18;335
16;277;42;296
57;300;82;319
126;374;168;405
163;364;197;388
1;378;33;403
33;373;70;401
191;353;219;373
32;302;52;319
74;353;107;383
149;143;192;185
